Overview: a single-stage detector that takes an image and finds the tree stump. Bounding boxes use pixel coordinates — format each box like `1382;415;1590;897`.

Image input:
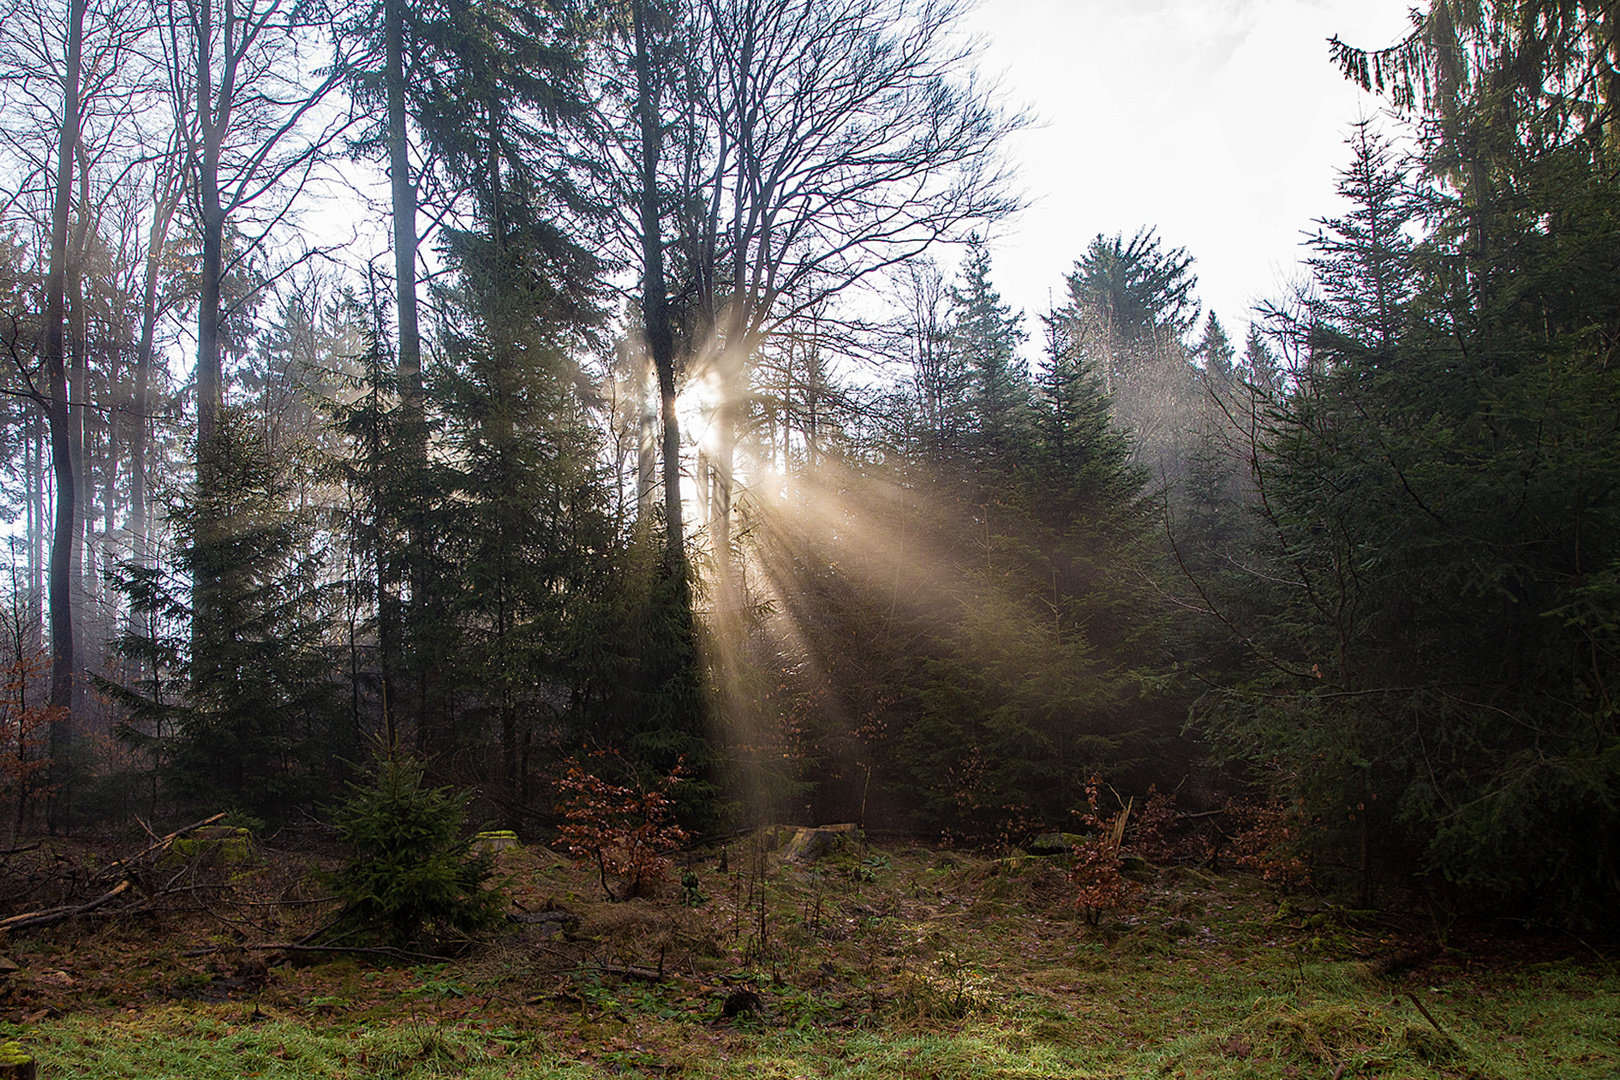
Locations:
0;1041;35;1080
783;824;860;864
473;830;519;854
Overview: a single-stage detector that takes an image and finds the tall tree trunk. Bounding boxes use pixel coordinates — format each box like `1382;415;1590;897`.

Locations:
192;0;227;656
385;0;421;750
27;418;45;642
130;177;180;564
195;0;225;460
101;372;117;566
709;322;753;607
386;0;422;426
710;378;734;570
67;148;91;708
197;187;224;457
377;553;400;746
43;0;87;832
636;349;657;521
103;351;120;556
631;0;684;564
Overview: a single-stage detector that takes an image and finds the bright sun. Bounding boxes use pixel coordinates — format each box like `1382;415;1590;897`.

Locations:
674;372;723;456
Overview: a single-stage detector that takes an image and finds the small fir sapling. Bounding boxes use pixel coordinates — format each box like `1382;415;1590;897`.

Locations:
327;752;503;947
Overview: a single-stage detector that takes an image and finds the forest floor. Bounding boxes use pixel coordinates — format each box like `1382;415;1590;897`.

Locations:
0;826;1614;1079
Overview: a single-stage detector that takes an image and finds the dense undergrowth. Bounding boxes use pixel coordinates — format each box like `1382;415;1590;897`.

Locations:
0;829;1613;1079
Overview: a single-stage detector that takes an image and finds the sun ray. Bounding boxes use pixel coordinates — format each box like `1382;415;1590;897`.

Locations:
692;437;1125;828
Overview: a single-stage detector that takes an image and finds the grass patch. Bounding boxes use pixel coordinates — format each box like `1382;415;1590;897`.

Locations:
6;1009;582;1080
2;835;1617;1078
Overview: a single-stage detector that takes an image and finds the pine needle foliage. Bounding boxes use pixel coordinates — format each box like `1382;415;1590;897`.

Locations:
1199;82;1620;921
328;751;503;948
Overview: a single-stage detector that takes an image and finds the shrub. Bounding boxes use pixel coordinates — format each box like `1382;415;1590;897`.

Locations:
1229;797;1311;890
327;753;503;947
0;645;57;830
1069;776;1136;926
1130;785;1215;864
554;749;689;901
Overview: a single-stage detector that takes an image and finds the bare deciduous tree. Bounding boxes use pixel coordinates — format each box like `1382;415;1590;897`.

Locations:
687;0;1021;572
157;0;348;454
593;0;1019;568
0;0;89;829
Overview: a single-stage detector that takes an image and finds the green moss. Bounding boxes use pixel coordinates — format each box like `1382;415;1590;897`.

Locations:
163;827;255;869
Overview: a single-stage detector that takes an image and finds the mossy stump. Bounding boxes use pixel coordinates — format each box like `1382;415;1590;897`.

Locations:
0;1040;35;1080
783;824;860;864
474;830;519;854
162;826;255;869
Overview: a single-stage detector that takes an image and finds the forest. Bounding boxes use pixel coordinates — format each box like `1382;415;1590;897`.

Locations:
1;0;1618;963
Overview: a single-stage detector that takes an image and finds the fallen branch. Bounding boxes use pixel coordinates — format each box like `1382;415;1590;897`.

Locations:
1407;991;1452;1039
0;879;131;932
0;814;240;936
94;812;229;884
182;942;452;963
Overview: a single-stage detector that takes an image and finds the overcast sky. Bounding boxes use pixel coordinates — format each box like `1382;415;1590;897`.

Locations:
959;0;1417;351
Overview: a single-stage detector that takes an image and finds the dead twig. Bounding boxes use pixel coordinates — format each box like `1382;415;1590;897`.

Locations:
1406;991;1451;1038
0;814;243;936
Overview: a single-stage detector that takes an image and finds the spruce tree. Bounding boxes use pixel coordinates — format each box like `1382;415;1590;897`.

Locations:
949;238;1030;476
432;221;612;808
111;411;342;818
1304;120;1416;360
1203;86;1620;916
1063;229;1202;479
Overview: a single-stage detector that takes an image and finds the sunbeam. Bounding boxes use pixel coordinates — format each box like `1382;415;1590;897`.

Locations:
692;439;1141;832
